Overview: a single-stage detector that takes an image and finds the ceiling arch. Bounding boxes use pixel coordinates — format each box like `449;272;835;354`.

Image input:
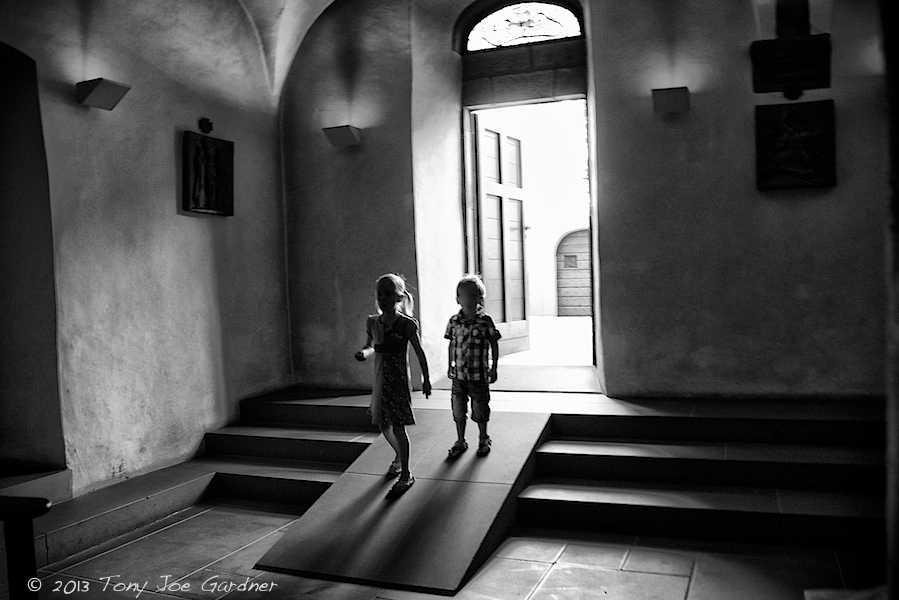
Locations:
238;0;336;96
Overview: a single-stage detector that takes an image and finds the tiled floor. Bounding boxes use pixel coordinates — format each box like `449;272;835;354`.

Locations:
24;502;869;600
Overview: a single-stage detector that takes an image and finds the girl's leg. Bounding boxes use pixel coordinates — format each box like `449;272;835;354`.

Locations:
381;423;401;463
392;424;411;480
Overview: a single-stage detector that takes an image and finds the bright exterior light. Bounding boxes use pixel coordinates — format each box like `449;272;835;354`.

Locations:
467;2;581;52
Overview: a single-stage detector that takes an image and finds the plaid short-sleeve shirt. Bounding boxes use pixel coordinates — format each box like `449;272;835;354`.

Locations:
444;309;501;382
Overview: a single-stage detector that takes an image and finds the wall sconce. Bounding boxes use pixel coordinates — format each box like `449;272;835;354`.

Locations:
651;86;690;113
75;78;131;110
322;125;362;147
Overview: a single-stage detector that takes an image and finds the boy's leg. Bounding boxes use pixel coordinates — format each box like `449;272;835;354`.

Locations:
448;379;470;457
471;382;492;455
455;421;467;443
451;379;469;443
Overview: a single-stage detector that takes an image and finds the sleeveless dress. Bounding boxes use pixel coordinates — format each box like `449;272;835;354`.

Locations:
367;313;417;426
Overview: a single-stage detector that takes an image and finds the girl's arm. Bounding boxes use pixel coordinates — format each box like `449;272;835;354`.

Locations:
409;327;432;397
355;319;375;361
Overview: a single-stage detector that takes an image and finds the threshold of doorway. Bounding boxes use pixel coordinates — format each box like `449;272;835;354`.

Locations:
432;364;601;393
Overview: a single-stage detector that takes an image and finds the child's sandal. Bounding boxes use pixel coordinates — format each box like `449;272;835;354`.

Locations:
447;440;468;459
387;461;401;476
476;437;492;457
389;476;415;496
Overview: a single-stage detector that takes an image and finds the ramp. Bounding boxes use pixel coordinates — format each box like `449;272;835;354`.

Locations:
255;408;550;595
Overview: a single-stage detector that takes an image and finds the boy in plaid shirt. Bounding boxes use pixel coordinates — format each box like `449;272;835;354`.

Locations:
445;275;501;458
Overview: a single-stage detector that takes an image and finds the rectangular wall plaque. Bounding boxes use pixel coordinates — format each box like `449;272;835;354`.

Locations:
750;34;831;95
182;131;234;216
755;100;836;190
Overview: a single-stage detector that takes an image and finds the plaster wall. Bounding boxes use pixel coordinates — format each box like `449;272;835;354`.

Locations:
0;0;291;493
282;0;419;388
410;1;468;377
291;0;886;398
589;0;887;396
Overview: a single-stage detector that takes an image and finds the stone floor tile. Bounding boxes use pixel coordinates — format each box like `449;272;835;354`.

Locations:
374;588;449;599
60;507;291;583
217;572;381;600
155;568;283;600
687;554;844;600
624;548;694;576
530;563;689;600
557;541;630;569
451;557;550;600
206;531;284;577
379;558;550;600
803;585;887;600
32;572;184;598
44;505;209;572
492;537;566;562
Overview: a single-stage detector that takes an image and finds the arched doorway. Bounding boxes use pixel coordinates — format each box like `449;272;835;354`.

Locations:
556;229;592;317
455;2;598;380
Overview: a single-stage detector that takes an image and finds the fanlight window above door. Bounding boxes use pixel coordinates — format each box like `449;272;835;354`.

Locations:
466;2;582;52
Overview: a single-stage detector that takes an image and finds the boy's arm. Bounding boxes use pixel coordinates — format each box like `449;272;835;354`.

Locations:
489;338;499;383
444;320;455;379
408;327;431;397
447;340;454;379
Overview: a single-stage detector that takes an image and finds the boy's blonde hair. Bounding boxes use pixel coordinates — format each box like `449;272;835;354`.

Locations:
456;274;486;300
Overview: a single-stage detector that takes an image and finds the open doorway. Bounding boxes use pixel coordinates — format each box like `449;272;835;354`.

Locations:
466;99;595;370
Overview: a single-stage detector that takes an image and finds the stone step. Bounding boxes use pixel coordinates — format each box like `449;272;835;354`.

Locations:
22;455;340;571
0;468;72;504
188;456;342;506
549;410;885;446
536;440;885;491
31;465;213;567
518;479;884;547
240;398;376;431
203;425;377;467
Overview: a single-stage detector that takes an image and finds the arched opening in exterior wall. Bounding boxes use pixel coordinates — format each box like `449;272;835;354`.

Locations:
556;228;592;317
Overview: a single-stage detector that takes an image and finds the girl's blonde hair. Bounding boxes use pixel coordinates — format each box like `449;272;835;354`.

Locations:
377;273;415;317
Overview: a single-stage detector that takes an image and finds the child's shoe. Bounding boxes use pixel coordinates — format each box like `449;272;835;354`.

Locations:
476;436;492;457
387;460;401;477
387;476;415;497
447;440;468;459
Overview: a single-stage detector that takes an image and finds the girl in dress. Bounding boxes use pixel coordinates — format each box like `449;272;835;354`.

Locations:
355;273;431;494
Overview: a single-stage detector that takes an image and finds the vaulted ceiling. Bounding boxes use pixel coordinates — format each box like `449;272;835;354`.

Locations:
239;0;335;96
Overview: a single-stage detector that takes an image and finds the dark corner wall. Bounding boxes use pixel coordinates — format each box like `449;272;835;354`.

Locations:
0;43;66;471
0;0;291;494
878;0;898;593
